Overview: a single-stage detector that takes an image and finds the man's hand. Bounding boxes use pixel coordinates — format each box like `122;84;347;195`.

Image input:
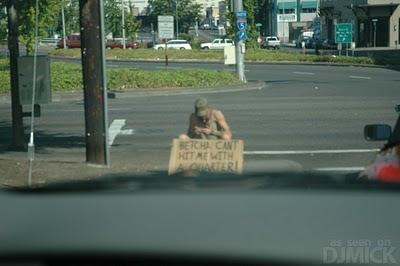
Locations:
194;126;203;135
202;128;212;135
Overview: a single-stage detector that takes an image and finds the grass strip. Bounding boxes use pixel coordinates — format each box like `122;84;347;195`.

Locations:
0;59;240;93
49;48;400;65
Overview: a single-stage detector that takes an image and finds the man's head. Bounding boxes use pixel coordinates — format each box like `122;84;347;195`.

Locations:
195;97;210;118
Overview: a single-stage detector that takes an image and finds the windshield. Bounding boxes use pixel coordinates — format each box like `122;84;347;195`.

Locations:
0;0;399;186
1;0;400;263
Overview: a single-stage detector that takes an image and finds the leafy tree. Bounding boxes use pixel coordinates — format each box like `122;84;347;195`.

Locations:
56;0;80;37
0;5;7;44
225;0;258;49
105;0;122;39
125;3;142;40
148;0;202;34
0;0;62;54
105;0;141;40
254;0;268;36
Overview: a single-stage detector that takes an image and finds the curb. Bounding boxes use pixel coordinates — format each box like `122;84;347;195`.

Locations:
0;81;266;103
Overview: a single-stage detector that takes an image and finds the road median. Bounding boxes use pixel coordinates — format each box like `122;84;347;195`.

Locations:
49;48;400;67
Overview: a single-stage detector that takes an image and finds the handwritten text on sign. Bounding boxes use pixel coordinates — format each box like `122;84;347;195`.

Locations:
168;139;244;175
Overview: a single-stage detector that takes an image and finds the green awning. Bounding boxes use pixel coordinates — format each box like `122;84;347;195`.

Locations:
278;2;296;9
301;1;317;9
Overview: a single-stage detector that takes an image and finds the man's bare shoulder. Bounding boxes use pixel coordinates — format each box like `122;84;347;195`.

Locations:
212;109;225;120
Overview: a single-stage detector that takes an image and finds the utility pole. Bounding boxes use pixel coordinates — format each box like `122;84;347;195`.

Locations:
233;0;246;82
282;1;285;44
122;0;126;49
6;0;25;151
175;0;179;39
315;0;320;55
79;0;110;166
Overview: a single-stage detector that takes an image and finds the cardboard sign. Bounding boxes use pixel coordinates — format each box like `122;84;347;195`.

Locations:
168;139;244;175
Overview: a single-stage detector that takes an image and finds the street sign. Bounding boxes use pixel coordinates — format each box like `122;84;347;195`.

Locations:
238;31;247;40
158;15;174;39
335;23;352;43
372;18;378;22
255;23;262;27
237;21;247;31
236;11;247;18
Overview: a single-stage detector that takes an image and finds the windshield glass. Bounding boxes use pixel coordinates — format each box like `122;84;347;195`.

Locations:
1;0;400;264
0;0;399;187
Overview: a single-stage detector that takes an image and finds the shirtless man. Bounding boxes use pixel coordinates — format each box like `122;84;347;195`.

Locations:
179;97;232;140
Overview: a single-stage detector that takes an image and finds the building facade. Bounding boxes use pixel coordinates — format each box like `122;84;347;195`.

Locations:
264;0;319;42
128;0;149;16
320;0;400;48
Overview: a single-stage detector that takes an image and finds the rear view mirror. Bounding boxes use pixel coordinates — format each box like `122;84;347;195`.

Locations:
395;105;400;114
364;124;392;141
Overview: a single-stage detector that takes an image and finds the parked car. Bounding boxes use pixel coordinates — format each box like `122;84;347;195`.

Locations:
153;40;192;50
312;38;325;49
106;40;139;50
200;39;234;50
321;39;338;50
295;35;311;47
57;34;81;49
262;36;280;49
202;23;210;30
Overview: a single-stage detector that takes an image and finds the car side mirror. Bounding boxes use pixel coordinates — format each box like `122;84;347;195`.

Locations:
364;124;392;141
395;105;400;114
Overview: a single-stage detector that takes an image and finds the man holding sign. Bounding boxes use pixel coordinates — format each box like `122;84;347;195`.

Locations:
179;97;232;140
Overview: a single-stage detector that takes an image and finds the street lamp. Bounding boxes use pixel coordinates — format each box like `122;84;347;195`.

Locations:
122;0;126;49
282;1;285;44
61;3;66;49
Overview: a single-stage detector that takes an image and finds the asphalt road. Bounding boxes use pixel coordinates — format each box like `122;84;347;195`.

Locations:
1;60;399;174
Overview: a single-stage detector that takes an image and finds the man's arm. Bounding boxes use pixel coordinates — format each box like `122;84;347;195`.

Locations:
187;114;202;138
214;110;232;140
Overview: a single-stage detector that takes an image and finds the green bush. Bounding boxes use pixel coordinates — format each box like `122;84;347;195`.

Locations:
190;41;201;50
178;33;194;42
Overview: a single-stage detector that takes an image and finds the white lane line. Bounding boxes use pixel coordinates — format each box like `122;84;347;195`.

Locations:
293;71;315;75
224;69;250;72
48;108;130;112
349;75;372;80
120;129;135;135
109;108;131;111
156;66;182;70
244;149;379;155
314;167;365;172
108;119;125;147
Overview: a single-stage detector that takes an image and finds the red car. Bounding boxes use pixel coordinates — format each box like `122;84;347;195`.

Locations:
106;40;139;50
57;34;81;49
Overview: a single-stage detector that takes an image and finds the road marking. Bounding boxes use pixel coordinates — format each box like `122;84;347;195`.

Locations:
349;75;372;80
224;69;250;72
108;119;125;146
156;66;182;70
314;167;365;172
244;149;379;155
109;108;131;111
293;71;315;75
120;129;135;135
